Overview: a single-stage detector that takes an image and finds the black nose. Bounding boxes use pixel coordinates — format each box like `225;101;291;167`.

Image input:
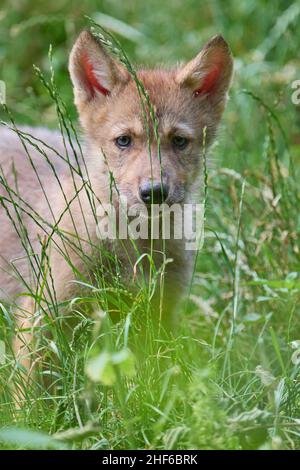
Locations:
139;181;169;204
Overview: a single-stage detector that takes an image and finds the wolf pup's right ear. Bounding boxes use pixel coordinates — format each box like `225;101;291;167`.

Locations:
175;35;233;117
69;30;129;112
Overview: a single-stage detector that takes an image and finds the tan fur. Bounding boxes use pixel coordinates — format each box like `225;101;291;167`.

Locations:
0;31;233;370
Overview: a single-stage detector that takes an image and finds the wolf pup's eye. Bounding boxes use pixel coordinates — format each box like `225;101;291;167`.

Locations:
116;135;132;148
172;135;188;150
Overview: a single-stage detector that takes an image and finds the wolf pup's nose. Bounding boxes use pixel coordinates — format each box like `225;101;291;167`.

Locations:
139;181;169;205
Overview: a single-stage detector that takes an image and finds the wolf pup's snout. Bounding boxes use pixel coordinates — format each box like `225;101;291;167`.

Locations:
139;181;169;205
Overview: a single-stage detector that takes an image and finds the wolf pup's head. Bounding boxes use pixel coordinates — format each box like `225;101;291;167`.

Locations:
69;31;233;208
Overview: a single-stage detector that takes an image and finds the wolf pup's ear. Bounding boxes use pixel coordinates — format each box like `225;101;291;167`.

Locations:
69;30;129;111
175;35;233;114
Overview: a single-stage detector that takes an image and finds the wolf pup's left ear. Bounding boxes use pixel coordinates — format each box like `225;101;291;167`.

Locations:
69;30;129;112
175;35;233;114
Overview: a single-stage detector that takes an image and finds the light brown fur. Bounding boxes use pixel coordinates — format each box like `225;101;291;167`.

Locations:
0;31;233;370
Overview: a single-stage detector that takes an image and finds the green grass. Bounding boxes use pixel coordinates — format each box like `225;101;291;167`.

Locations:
0;0;300;450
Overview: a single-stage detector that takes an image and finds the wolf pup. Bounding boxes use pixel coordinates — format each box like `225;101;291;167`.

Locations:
0;30;233;368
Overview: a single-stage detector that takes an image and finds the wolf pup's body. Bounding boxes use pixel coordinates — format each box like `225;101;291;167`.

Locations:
0;31;233;367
